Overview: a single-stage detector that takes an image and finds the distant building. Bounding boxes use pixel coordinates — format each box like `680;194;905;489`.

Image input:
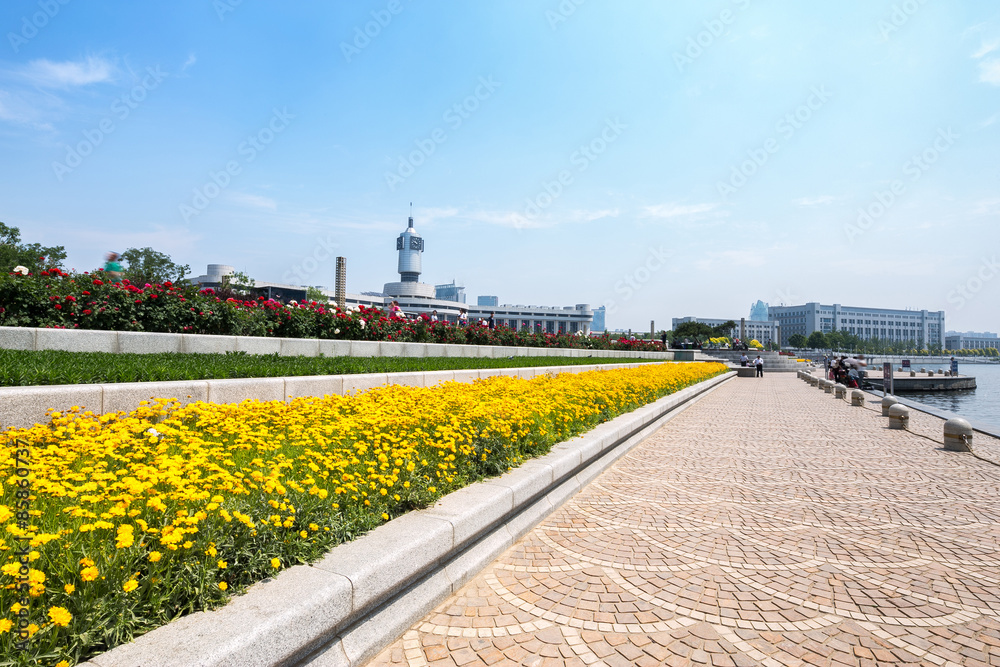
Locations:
945;331;999;350
477;295;499;307
591;306;606;332
435;280;466;303
672;316;778;345
769;302;945;348
749;300;769;321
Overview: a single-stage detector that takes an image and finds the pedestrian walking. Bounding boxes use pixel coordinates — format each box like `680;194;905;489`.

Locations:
103;251;123;283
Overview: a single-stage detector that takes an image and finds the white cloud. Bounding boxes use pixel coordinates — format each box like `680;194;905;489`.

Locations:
972;40;999;59
979;59;1000;85
17;56;116;88
640;203;717;218
180;53;197;74
228;192;277;210
980;112;1000;128
792;195;838;207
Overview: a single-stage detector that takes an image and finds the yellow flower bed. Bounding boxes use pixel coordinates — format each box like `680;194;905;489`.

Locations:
0;362;725;665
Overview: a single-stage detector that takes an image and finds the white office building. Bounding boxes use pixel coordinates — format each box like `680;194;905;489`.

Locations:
944;331;999;350
769;303;945;348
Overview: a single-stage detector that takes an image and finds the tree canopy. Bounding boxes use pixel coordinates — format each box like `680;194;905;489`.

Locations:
120;247;191;286
788;333;808;348
0;221;67;273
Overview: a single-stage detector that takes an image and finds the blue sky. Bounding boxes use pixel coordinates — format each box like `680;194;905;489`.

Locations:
1;0;998;333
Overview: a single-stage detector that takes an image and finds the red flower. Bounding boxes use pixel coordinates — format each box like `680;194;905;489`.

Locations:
54;304;62;310
83;309;92;315
93;279;104;285
82;291;90;295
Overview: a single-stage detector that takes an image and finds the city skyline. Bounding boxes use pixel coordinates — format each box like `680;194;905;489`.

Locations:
1;2;999;332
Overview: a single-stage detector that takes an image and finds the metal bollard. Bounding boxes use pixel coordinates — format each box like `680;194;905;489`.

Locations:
888;404;909;430
851;390;865;406
943;418;973;452
881;396;898;416
834;384;847;399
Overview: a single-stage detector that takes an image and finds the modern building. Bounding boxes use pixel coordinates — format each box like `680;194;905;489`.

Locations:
477;295;499;307
434;280;466;303
749;300;769;321
591;306;606;332
383;216;435;299
672;316;778;345
944;331;999;350
768;303;945;348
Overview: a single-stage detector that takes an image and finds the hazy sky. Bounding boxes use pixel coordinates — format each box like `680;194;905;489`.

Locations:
1;1;998;332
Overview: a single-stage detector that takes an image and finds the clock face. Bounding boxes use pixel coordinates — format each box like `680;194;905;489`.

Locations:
396;237;403;250
409;237;424;251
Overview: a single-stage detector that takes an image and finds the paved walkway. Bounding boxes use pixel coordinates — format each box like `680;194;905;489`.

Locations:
368;375;1000;666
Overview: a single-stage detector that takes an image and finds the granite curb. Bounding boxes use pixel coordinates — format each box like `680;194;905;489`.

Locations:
79;371;735;667
0;326;672;360
0;363;653;430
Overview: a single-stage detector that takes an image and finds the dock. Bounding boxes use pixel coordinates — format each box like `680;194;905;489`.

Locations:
864;370;976;392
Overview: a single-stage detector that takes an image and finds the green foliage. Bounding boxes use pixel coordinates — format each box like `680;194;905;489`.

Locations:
807;331;827;349
120;247;190;286
305;286;327;303
0;221;67;273
788;333;808;348
673;321;714;340
0;349;659;387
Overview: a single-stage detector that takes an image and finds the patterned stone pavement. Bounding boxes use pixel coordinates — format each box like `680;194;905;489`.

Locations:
368;374;1000;666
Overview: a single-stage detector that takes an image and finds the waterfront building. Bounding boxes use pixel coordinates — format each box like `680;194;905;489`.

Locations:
671;316;778;345
435;280;466;303
768;302;945;348
945;331;999;350
477;295;499;307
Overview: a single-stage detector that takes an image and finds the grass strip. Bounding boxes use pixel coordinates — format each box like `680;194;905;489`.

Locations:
0;348;658;387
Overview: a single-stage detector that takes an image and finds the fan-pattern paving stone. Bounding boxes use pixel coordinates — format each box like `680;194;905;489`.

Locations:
367;375;1000;666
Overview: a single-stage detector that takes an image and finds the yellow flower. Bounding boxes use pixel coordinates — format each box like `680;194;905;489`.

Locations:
148;551;162;563
123;578;139;593
0;618;12;633
81;566;99;582
1;562;20;577
48;606;72;627
381;513;389;521
299;531;308;539
64;583;75;594
218;581;228;591
56;662;70;667
26;623;38;637
217;560;227;569
271;558;281;569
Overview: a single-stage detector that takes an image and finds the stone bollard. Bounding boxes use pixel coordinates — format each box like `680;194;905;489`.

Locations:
920;367;926;373
851;390;865;407
927;370;934;377
888;404;910;430
881;396;898;416
910;371;916;377
824;381;834;394
834;384;847;399
943;418;973;452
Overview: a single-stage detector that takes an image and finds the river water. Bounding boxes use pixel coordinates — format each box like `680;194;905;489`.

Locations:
879;362;1000;432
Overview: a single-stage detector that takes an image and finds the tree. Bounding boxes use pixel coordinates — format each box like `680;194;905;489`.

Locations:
807;331;827;349
711;320;737;337
120;247;190;286
0;221;67;273
305;286;327;303
673;321;714;341
788;333;808;348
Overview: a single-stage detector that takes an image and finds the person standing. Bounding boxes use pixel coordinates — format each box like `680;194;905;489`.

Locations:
458;309;468;326
740;353;749;367
487;312;495;330
104;251;123;283
660;331;667;347
754;355;764;377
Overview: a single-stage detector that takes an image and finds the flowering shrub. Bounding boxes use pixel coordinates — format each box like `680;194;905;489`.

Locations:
0;362;725;665
0;268;664;352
